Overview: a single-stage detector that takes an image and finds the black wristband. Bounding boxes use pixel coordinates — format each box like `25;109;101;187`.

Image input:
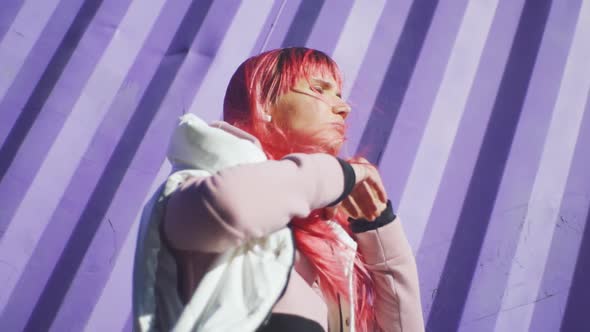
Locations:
327;158;356;207
348;200;396;233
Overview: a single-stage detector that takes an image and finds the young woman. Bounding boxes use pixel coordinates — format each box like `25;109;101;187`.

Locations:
133;47;424;332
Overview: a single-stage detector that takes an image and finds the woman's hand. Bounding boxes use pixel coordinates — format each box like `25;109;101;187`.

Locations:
325;157;388;220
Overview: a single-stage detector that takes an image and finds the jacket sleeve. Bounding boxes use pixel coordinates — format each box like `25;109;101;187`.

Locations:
354;219;425;332
163;153;349;253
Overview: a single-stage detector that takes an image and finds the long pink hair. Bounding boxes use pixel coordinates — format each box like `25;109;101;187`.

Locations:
223;47;376;331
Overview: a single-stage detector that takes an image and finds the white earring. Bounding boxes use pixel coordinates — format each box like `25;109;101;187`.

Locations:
263;113;272;122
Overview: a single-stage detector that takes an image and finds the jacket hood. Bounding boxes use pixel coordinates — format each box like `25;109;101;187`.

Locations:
166;114;267;173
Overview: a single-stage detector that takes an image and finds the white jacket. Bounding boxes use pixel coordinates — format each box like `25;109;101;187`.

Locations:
132;114;357;332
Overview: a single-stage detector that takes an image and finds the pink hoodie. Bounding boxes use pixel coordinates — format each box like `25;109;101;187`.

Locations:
162;122;424;332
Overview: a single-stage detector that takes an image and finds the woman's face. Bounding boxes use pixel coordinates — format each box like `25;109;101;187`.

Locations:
270;75;351;152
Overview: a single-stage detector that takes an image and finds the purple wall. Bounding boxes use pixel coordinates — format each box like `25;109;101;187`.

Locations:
0;0;589;331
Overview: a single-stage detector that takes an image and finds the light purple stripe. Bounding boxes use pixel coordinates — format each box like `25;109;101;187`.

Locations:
331;0;386;98
528;90;590;332
304;0;354;54
493;2;590;329
123;313;133;332
0;0;62;102
0;0;131;234
0;0;82;146
44;1;245;328
82;161;170;332
0;0;25;43
413;0;526;321
339;0;414;159
458;0;582;329
377;0;469;204
253;0;302;53
0;0;138;324
250;0;290;55
187;1;276;123
380;0;475;249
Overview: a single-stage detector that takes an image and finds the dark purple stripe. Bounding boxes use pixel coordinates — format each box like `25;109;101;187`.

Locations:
531;92;590;332
250;0;291;54
123;311;132;332
377;0;468;206
0;1;138;328
0;0;25;41
305;0;355;54
0;0;82;142
459;0;581;326
355;0;440;165
15;1;225;330
281;0;325;47
342;0;412;157
0;0;123;236
49;1;243;329
251;0;302;53
416;0;524;322
425;1;553;330
560;185;590;331
0;0;106;181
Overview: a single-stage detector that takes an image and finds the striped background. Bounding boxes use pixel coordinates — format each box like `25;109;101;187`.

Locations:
0;0;588;331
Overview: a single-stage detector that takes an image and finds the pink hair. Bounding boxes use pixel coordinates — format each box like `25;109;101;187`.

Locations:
223;47;376;331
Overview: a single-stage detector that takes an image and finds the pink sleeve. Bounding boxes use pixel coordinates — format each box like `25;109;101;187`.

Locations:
163;153;346;252
355;220;425;332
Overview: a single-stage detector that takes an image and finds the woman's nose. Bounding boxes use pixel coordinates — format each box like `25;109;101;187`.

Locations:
332;101;351;119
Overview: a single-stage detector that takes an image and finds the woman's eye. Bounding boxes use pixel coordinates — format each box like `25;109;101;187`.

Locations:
312;86;324;93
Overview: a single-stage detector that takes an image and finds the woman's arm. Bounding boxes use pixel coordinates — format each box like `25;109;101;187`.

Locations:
163;153;353;253
354;218;425;332
341;156;424;331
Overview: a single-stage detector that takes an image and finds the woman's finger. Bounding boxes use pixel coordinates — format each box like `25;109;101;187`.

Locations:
367;178;387;203
324;206;337;220
341;196;361;219
365;169;387;203
350;181;380;220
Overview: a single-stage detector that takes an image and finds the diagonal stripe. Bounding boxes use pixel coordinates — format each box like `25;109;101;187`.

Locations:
187;0;275;122
341;0;414;158
376;0;471;208
0;1;26;44
530;91;590;332
251;0;289;54
0;0;114;233
83;161;170;332
48;2;270;329
558;114;590;328
355;0;440;165
0;0;84;145
16;0;219;329
0;0;167;326
0;0;98;175
394;0;498;250
332;0;386;98
304;0;354;54
415;0;527;323
250;0;302;53
493;2;590;330
458;0;582;329
0;0;61;102
281;0;325;47
426;0;553;330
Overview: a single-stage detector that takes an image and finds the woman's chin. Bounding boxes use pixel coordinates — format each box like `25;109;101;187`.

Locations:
316;136;344;155
286;126;346;155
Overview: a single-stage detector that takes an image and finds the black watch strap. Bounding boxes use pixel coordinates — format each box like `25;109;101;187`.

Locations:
327;158;356;207
348;200;396;233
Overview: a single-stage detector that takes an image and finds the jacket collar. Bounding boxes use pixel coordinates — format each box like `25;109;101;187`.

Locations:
166;114;267;173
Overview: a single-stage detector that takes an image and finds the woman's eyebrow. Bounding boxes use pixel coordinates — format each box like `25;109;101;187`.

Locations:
311;78;342;97
310;78;334;88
